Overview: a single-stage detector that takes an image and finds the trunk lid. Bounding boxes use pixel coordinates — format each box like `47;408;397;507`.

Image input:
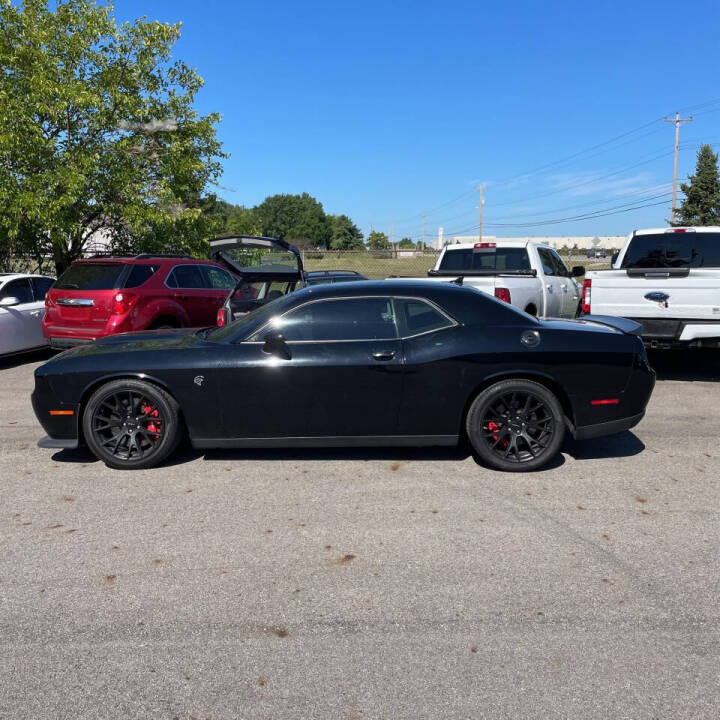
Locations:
210;235;303;281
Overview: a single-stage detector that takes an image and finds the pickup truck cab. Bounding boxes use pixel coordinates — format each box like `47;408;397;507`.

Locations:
423;241;583;318
582;227;720;348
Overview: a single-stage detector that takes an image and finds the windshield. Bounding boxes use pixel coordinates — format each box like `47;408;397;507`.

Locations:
438;247;531;272
621;233;720;269
205;293;291;342
55;263;125;290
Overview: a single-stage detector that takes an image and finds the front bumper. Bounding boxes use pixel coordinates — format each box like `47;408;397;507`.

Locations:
31;375;80;444
38;436;79;450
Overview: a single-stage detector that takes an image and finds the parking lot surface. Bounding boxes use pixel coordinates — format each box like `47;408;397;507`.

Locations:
1;350;718;719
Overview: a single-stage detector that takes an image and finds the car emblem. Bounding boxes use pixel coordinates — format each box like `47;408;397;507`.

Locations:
644;291;669;308
194;375;205;387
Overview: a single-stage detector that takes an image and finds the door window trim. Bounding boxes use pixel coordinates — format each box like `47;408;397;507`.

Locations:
164;263;211;290
242;295;459;344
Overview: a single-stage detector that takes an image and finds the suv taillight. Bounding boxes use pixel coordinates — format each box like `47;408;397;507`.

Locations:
112;293;137;315
581;279;591;314
216;307;226;327
494;287;511;304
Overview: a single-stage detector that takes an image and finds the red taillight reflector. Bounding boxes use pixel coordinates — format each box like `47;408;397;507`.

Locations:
581;278;591;314
112;293;137;315
49;410;74;416
494;287;511;304
591;399;619;406
216;307;226;327
474;242;496;249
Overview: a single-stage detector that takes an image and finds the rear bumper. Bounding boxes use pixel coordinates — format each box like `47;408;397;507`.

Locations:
573;412;645;441
47;336;93;349
627;317;720;346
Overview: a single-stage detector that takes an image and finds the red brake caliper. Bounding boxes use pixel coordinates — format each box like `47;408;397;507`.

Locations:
487;421;507;448
142;403;162;438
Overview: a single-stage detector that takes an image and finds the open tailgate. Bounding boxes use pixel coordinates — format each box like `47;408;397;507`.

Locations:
209;235;303;280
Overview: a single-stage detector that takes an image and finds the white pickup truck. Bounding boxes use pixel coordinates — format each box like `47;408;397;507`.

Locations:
582;226;720;348
421;241;584;319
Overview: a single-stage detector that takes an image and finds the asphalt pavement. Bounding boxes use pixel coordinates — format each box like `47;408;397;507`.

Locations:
0;349;718;719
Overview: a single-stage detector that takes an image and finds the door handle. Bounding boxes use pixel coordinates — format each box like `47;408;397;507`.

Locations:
372;350;396;361
546;284;553;292
561;284;568;293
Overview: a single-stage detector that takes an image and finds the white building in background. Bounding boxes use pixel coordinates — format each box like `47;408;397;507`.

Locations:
432;229;625;251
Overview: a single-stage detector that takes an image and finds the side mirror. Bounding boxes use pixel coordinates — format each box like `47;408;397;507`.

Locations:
571;266;585;277
0;296;20;307
262;331;290;359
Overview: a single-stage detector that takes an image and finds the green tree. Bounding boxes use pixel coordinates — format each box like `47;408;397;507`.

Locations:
255;193;331;248
367;230;390;250
205;199;261;236
675;144;720;226
328;214;364;250
398;237;415;249
0;0;224;275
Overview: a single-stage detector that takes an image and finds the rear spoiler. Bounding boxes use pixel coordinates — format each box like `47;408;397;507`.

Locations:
581;314;642;337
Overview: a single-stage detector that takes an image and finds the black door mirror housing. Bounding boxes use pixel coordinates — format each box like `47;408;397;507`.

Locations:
262;331;291;359
571;266;585;277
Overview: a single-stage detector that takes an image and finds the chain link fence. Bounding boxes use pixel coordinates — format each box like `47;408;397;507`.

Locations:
300;250;610;279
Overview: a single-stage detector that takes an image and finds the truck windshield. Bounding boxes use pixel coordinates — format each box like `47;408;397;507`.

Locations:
438;247;531;272
621;233;720;268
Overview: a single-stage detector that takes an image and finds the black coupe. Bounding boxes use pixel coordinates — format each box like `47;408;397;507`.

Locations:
32;280;655;472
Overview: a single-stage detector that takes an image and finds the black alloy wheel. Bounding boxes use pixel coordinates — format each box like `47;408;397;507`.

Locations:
83;379;181;469
466;379;565;472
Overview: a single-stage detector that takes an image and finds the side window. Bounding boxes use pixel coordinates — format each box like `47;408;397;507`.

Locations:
166;265;206;289
395;298;453;337
203;266;236;290
0;278;33;304
124;264;158;289
31;277;55;301
258;298;397;342
537;249;557;276
549;250;570;277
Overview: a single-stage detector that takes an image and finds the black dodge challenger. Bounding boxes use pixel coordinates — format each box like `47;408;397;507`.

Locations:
32;280;655;472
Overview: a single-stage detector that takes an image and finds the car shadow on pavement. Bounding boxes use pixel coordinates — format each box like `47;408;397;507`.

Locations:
0;347;54;370
564;430;645;461
649;349;720;382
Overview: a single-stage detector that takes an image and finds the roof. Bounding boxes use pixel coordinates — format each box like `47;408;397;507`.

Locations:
0;272;55;282
444;240;546;250
634;226;720;235
289;278;477;301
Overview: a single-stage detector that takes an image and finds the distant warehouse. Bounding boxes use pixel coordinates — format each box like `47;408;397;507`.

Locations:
432;233;626;251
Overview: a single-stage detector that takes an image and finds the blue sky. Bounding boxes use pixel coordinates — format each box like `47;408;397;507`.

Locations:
115;0;720;241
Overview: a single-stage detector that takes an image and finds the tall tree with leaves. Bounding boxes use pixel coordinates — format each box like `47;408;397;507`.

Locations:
328;214;364;250
255;193;331;249
0;0;224;274
367;230;390;250
675;144;720;226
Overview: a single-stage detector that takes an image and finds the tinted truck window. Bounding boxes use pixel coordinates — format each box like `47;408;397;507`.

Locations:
621;233;720;268
55;263;125;290
439;247;531;272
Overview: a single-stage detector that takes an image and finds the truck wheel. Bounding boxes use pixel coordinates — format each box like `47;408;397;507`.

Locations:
466;379;565;472
83;379;182;470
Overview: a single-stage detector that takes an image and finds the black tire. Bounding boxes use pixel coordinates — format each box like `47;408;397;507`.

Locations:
466;379;565;472
83;379;182;470
148;319;180;330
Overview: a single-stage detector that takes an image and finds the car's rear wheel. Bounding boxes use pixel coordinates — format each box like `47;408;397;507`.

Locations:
83;379;181;470
466;379;565;472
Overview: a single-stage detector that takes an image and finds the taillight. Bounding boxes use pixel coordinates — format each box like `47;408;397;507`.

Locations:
494;287;511;304
112;293;137;315
216;307;226;327
581;279;591;314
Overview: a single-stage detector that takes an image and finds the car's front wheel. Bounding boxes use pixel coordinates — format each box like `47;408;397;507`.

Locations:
83;379;182;469
466;379;565;472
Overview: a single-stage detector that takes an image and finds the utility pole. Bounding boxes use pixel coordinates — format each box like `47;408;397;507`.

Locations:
476;185;484;242
664;111;693;224
421;213;426;251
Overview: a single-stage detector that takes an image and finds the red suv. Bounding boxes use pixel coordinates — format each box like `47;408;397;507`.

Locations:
43;254;237;348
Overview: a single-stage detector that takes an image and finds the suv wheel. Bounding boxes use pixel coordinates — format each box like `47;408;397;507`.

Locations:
466;379;565;472
83;379;182;469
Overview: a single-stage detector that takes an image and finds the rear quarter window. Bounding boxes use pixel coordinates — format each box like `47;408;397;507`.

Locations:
123;264;159;288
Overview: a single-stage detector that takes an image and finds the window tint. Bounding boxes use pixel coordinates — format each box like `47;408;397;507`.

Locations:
203;266;235;290
395;298;453;336
31;277;54;300
55;263;125;290
438;247;531;272
549;250;569;277
621;232;720;268
537;248;557;276
123;264;158;289
260;298;397;342
166;265;206;289
0;278;33;304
